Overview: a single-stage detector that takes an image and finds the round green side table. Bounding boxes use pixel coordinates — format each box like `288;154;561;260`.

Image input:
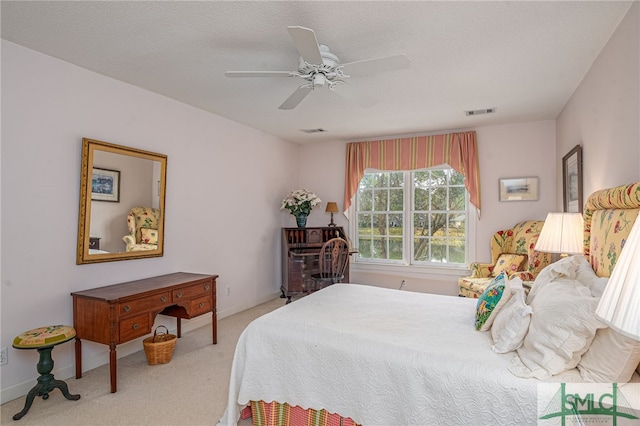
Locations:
12;325;81;421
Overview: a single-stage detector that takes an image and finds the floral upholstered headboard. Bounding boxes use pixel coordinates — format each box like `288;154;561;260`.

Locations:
583;182;640;277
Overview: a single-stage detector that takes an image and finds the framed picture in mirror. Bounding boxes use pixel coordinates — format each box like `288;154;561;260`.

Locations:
91;167;120;202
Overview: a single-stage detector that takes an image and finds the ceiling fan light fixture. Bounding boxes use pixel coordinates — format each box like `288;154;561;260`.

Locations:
313;73;326;87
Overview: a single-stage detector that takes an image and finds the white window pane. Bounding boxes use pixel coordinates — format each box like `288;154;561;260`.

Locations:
355;168;468;267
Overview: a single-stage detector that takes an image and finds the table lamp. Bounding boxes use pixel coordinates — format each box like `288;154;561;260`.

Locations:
325;202;339;227
535;212;584;258
595;216;640;341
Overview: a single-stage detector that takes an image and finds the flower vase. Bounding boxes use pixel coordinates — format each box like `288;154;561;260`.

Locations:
295;214;308;228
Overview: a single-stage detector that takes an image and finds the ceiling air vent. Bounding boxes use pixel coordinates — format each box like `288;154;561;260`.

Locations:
300;128;326;134
465;107;496;116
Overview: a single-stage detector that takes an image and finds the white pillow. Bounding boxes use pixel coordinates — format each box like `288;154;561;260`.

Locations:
509;276;605;379
578;327;640;383
491;278;531;354
573;255;608;298
526;255;581;304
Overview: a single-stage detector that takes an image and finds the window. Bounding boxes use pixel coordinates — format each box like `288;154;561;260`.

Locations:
353;167;472;268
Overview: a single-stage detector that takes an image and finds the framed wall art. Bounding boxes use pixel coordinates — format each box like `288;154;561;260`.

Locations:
91;167;120;202
499;177;539;202
562;144;583;213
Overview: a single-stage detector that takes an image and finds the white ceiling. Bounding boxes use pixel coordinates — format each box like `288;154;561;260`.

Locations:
1;1;632;144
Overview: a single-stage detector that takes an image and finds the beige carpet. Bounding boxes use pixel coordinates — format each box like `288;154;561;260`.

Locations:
0;297;284;425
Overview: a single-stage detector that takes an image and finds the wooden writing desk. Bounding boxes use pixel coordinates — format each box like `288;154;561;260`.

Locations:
281;227;350;302
71;272;218;393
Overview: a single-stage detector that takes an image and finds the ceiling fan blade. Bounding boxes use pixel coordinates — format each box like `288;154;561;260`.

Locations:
225;71;294;78
287;26;323;65
279;85;313;110
333;82;378;108
340;54;411;77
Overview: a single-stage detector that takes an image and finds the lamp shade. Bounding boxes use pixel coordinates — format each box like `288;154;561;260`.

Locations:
595;216;640;341
325;202;339;213
535;212;584;255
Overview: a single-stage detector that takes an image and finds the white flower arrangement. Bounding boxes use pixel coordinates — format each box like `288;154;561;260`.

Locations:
281;188;321;216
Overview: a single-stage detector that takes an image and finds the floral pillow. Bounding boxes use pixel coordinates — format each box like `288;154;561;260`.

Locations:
140;228;158;245
475;272;511;331
491;253;525;277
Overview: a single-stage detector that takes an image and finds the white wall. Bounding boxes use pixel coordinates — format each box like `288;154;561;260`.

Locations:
0;40;299;402
556;2;640;202
299;121;557;295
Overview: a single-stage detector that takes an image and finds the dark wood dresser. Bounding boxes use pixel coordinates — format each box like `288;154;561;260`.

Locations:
71;272;218;393
281;227;350;301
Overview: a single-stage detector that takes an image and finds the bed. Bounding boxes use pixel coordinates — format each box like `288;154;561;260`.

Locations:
218;182;640;426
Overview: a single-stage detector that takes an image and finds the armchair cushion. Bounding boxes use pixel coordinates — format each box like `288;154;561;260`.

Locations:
140;228;159;245
491;254;525;277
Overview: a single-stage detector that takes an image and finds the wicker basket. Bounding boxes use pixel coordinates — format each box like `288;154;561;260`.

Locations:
143;325;176;365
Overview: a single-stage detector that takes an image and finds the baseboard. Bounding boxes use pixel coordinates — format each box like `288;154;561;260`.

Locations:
217;291;282;319
0;292;281;405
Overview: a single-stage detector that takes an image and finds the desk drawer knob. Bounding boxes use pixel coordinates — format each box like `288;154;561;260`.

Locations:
205;285;210;291
160;296;167;302
132;323;138;330
123;306;130;312
176;292;182;298
199;302;204;308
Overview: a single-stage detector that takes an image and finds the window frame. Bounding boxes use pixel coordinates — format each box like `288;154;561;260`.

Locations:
348;166;476;274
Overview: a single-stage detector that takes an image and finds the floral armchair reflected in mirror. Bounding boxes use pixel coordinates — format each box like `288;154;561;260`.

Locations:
76;138;167;264
123;206;161;251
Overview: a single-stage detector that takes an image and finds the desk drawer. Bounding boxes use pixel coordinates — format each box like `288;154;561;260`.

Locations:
172;280;212;302
118;292;171;316
119;313;150;342
190;295;212;317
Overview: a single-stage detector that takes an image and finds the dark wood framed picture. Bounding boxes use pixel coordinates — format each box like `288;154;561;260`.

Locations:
91;167;120;202
562;144;583;213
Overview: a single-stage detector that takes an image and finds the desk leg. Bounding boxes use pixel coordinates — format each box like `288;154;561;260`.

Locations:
75;338;82;379
177;318;182;338
212;309;217;344
109;344;117;393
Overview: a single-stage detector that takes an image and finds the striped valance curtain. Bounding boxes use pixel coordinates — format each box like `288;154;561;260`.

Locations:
343;130;481;213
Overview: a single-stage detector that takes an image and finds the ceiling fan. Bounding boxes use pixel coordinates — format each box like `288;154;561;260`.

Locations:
225;26;411;110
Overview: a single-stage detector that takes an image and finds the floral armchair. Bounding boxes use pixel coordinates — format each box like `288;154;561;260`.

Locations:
122;207;160;252
458;220;551;298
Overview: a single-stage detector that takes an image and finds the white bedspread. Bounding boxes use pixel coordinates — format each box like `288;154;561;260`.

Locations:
218;284;583;426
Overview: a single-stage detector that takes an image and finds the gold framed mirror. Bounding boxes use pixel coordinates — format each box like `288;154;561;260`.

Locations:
77;138;167;264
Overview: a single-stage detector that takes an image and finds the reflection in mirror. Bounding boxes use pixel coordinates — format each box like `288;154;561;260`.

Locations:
77;138;167;264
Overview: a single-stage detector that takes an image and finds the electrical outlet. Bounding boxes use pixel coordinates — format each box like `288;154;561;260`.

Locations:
226;286;231;296
0;347;8;366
